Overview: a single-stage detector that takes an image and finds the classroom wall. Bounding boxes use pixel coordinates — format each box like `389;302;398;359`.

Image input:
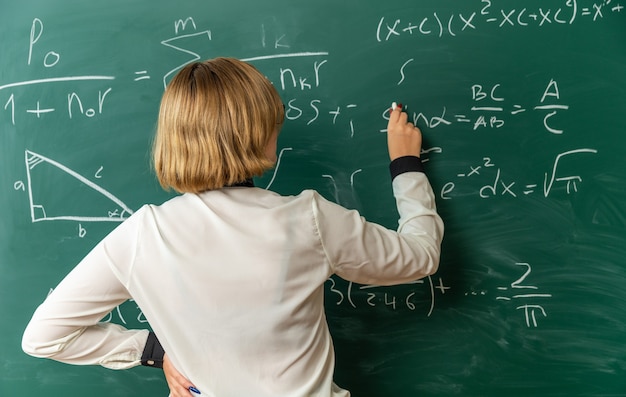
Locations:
1;0;625;396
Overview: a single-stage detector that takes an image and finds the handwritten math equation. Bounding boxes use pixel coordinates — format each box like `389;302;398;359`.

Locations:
0;17;354;132
47;260;550;329
326;275;450;318
383;78;599;200
325;261;552;328
0;18;116;125
48;262;553;328
376;0;623;41
464;261;553;327
55;261;550;329
393;79;572;135
3;11;603;240
495;262;553;327
439;147;598;200
462;264;553;328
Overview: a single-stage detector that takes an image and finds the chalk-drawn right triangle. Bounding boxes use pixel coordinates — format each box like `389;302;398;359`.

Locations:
24;150;134;223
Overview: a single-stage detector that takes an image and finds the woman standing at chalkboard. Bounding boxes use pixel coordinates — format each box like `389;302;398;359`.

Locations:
22;58;443;397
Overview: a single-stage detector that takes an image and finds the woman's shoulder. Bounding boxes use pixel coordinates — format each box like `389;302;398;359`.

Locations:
141;189;336;217
264;188;328;204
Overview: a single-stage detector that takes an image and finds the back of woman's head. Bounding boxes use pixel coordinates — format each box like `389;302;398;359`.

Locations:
153;57;284;193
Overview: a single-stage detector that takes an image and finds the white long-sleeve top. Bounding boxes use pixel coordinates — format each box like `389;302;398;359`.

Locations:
22;168;443;397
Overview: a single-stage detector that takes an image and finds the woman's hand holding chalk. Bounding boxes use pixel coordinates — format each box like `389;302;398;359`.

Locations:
390;102;402;112
387;101;421;161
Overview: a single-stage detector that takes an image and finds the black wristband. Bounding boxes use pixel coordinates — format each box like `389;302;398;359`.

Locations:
389;155;424;180
141;331;165;368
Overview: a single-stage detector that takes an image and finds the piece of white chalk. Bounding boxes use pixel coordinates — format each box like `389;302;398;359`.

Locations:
391;102;397;110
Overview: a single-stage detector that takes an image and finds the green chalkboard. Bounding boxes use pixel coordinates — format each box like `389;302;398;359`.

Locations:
2;0;626;396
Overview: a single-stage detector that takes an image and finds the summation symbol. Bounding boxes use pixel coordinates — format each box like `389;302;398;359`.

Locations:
160;29;212;88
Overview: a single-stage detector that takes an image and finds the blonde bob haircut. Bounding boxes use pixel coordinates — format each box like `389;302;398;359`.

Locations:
153;57;284;193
